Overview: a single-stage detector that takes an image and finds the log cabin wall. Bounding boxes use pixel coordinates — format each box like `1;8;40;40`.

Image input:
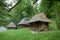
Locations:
44;22;49;31
30;23;36;31
7;27;16;29
29;22;49;31
18;25;24;29
18;24;29;29
30;22;40;31
38;22;49;31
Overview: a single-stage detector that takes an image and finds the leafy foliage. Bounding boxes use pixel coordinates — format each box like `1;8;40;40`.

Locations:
9;0;38;25
53;2;60;30
0;0;10;26
40;0;56;18
40;0;60;29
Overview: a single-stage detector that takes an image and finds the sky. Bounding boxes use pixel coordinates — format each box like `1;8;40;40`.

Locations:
38;0;42;4
5;0;41;9
5;0;17;8
33;0;42;8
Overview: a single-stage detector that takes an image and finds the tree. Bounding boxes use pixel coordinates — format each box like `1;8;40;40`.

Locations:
40;0;60;30
0;0;10;26
40;0;55;18
8;0;38;25
53;1;60;30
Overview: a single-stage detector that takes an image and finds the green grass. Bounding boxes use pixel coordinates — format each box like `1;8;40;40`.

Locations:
0;28;60;40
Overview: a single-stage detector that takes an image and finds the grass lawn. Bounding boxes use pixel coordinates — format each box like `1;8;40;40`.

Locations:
0;28;60;40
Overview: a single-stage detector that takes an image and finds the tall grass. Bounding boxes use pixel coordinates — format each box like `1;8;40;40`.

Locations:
0;28;60;40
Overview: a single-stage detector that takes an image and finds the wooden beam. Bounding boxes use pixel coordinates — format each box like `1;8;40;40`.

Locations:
33;0;38;4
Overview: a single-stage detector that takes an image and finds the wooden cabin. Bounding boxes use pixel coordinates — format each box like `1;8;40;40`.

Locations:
7;22;16;29
28;12;51;31
18;18;30;28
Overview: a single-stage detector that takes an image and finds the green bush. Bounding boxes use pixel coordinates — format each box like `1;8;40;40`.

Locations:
49;19;57;30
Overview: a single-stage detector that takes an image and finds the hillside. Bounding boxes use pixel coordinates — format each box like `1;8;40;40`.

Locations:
0;29;60;40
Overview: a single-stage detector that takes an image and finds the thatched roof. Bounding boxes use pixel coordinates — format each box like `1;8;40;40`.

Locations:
28;12;51;23
18;18;29;25
7;22;16;27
